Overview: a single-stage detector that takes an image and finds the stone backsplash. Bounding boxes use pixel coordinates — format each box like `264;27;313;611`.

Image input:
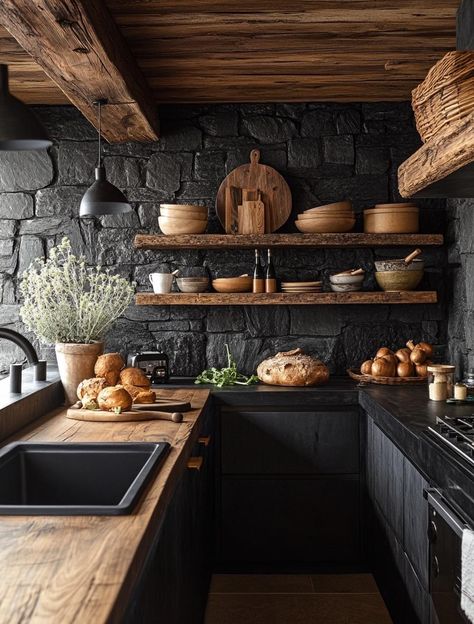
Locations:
0;102;448;376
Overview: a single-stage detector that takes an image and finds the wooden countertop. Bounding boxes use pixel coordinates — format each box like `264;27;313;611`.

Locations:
0;388;210;624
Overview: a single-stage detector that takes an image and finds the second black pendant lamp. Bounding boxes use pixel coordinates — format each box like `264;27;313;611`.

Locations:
80;99;132;217
0;64;52;151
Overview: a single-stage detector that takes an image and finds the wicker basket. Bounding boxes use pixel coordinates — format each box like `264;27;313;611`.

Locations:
412;51;474;143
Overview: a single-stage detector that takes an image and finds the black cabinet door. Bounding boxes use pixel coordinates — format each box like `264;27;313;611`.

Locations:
220;476;361;564
126;412;215;624
404;553;432;624
370;421;404;540
221;410;359;475
403;457;429;590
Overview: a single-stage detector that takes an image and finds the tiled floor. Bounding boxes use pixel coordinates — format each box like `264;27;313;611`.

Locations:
205;574;393;624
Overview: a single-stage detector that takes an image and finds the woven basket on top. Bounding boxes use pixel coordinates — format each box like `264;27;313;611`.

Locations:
412;51;474;143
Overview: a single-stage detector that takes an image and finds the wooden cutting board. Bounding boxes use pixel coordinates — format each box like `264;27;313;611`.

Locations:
66;398;191;423
216;149;291;233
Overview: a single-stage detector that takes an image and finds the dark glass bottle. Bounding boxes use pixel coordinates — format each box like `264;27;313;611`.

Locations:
253;249;265;293
265;248;277;293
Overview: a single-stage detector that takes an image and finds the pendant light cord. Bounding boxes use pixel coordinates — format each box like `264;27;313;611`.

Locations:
98;100;102;167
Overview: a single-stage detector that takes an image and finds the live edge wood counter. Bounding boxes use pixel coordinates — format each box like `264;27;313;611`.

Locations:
0;388;210;624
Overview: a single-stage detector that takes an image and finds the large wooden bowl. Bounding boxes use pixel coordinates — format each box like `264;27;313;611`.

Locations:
160;203;208;216
375;270;423;291
212;276;253;293
158;216;207;235
295;217;355;233
160;206;207;221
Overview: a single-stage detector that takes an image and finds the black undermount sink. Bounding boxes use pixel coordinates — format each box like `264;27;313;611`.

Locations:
0;442;170;515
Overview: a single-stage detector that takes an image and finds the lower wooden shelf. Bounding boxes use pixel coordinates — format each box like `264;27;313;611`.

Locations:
136;291;437;306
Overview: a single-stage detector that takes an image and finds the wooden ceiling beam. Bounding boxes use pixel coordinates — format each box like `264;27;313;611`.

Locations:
0;0;159;142
398;111;474;197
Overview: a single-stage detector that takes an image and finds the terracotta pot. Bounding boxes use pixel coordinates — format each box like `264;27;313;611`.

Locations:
55;342;104;405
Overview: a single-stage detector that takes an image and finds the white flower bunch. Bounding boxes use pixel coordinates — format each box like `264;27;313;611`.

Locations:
20;237;135;345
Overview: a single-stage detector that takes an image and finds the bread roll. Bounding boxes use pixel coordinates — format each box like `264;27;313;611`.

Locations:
77;377;107;402
123;384;155;404
94;353;125;381
257;348;329;387
120;367;151;388
134;389;156;404
97;386;132;412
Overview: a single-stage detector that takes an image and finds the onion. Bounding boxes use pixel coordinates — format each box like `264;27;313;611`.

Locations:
371;357;396;377
376;347;393;358
395;348;411;363
360;359;373;375
417;342;434;358
410;348;427;364
397;361;414;377
416;362;431;377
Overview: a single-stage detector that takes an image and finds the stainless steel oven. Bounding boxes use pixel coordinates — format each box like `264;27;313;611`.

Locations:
426;489;470;624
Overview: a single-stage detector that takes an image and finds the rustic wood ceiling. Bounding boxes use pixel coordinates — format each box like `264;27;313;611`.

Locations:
0;0;459;104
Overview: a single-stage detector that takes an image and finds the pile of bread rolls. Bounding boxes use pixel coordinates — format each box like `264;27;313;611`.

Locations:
360;340;433;378
76;353;154;412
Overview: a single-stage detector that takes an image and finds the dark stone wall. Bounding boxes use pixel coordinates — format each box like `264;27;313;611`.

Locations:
447;198;474;378
0;102;448;376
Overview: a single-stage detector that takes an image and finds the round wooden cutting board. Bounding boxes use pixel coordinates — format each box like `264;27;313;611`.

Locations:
216;149;292;233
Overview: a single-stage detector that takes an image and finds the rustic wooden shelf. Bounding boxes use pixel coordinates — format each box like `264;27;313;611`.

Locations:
136;291;438;306
134;233;443;250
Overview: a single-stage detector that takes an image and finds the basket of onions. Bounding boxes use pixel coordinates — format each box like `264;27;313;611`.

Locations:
347;340;433;384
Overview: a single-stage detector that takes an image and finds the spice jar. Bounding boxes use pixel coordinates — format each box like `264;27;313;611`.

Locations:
427;365;455;401
454;383;468;401
463;369;474;395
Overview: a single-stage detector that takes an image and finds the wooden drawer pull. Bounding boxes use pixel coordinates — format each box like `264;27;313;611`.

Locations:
187;456;204;471
198;436;211;447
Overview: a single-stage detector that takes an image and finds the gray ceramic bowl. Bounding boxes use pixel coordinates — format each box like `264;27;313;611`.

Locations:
330;283;362;293
177;277;209;293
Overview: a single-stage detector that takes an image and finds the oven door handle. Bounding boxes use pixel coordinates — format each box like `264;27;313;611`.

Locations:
425;488;470;538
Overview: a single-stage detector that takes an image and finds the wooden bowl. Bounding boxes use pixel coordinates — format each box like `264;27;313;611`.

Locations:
373;203;417;211
160;203;208;216
158;216;207;235
212;277;253;293
364;207;419;233
295;217;355;233
298;210;354;220
375;270;423;291
304;201;352;214
160;206;207;221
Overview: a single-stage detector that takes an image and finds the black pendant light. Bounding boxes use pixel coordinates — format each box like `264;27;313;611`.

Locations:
0;64;52;151
79;99;132;217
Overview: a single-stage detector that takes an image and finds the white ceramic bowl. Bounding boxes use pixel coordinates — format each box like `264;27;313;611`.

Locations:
329;273;365;285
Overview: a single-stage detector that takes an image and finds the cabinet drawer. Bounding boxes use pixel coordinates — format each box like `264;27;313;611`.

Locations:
220;476;360;564
221;410;359;475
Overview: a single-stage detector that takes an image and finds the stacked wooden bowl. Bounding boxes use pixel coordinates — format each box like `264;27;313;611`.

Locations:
159;204;208;235
295;201;355;233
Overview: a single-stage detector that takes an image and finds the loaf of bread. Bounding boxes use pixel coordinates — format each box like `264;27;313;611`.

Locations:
97;386;133;412
257;348;330;387
77;377;107;402
94;352;125;385
119;367;150;388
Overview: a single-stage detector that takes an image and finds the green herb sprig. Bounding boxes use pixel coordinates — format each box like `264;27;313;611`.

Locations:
195;344;259;388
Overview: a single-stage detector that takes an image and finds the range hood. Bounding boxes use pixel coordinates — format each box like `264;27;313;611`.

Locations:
398;0;474;199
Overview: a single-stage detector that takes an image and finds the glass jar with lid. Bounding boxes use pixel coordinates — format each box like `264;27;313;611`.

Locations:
427;365;455;401
463;369;474;395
